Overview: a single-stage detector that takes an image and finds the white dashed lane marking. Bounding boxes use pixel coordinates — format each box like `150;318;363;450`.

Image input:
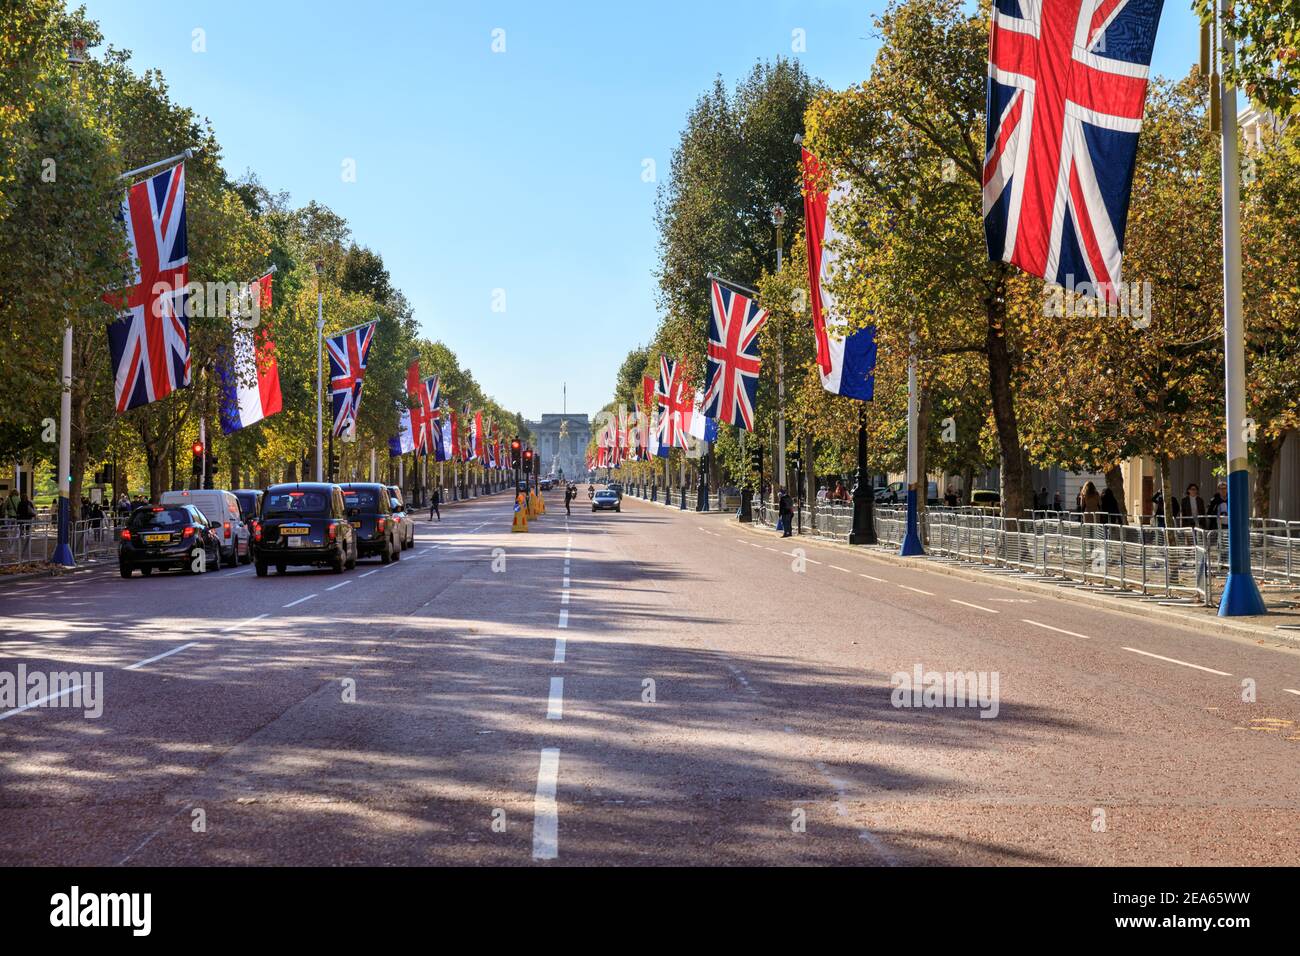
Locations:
532;748;561;861
125;642;199;670
950;599;999;614
1022;619;1091;640
1121;646;1231;676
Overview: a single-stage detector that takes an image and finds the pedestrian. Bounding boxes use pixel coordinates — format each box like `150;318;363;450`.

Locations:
564;485;572;516
16;493;36;539
1180;482;1209;530
1208;480;1229;528
1100;487;1121;524
429;487;441;521
1037;487;1049;511
1079;480;1102;523
1052;491;1063;513
3;488;18;525
778;486;794;537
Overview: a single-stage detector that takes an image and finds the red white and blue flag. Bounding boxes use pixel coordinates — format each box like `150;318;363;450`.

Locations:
327;321;376;437
702;279;768;431
104;162;191;413
218;272;282;433
803;149;876;401
983;0;1164;299
655;355;692;454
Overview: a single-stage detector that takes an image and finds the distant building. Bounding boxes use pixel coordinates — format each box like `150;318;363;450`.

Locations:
526;414;589;479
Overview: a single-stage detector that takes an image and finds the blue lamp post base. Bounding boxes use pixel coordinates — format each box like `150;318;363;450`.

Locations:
1219;572;1266;616
899;488;924;556
52;495;74;567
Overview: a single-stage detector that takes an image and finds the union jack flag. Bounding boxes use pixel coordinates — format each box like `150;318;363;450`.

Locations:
702;279;768;430
327;321;376;437
104;163;190;413
655;355;692;450
983;0;1164;299
414;374;440;455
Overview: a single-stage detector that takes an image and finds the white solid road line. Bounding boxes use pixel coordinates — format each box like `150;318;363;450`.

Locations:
546;677;564;719
282;594;317;608
326;581;352;591
222;613;268;633
1285;688;1300;697
950;599;999;614
125;642;199;670
1022;619;1091;639
553;636;566;664
532;748;561;861
898;584;934;596
360;569;379;578
558;609;569;629
0;684;84;721
1121;646;1231;676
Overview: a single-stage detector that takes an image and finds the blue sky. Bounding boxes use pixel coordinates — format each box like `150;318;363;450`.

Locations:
82;0;1200;420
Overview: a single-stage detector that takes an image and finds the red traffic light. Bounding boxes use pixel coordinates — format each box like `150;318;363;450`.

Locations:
191;441;204;456
510;439;521;452
523;449;533;461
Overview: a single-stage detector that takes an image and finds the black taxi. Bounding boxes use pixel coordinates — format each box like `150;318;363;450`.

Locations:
254;483;357;576
119;504;222;577
339;482;402;563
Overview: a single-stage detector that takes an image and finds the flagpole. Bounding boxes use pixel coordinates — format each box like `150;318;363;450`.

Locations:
315;261;324;482
900;329;924;556
1215;1;1266;616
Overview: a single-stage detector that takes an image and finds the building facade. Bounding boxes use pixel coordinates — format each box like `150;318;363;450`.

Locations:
526;414;590;480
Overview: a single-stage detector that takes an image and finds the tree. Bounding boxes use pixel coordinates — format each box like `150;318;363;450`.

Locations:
1195;0;1300;118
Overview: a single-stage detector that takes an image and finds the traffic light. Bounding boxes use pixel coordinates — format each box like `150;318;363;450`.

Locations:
510;437;522;468
192;440;204;457
750;448;762;472
523;448;533;469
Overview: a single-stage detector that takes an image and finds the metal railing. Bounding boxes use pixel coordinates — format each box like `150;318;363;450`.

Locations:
0;516;123;568
753;502;1300;607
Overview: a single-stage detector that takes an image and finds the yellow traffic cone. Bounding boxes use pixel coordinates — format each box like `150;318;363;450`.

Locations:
512;494;529;532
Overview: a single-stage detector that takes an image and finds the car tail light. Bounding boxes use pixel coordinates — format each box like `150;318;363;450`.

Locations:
223;521;231;537
253;522;262;542
120;529;131;541
376;518;386;532
327;521;337;541
182;526;195;538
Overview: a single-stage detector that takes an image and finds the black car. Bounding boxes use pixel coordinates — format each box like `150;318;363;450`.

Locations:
340;483;402;563
233;489;263;558
119;505;221;578
592;489;621;512
385;484;415;550
254;483;358;576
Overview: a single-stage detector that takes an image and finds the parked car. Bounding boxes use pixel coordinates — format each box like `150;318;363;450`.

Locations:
341;483;402;563
254;483;357;576
385;484;415;550
592;489;621;512
160;489;250;566
119;504;221;578
971;489;1001;506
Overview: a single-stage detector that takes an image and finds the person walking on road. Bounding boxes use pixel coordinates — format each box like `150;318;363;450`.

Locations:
778;486;794;538
429;487;441;521
564;485;573;516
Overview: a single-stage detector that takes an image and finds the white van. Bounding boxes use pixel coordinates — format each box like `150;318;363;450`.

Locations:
159;489;251;567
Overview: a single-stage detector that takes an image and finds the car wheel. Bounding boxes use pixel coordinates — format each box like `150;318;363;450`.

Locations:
255;560;268;577
119;563;133;579
222;546;236;568
345;541;357;570
276;563;286;575
393;538;402;561
141;566;153;577
331;548;345;574
381;542;393;564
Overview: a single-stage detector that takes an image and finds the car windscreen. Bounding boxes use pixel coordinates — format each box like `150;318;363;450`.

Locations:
262;491;330;517
129;508;191;529
343;490;380;511
234;492;259;516
595;492;617;500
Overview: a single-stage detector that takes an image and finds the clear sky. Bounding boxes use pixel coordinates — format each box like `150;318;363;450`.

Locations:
82;0;1200;420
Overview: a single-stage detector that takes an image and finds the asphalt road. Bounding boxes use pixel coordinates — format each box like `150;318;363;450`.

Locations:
2;488;1298;866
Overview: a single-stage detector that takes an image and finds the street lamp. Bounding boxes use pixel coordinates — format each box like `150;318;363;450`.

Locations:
771;204;788;500
848;405;877;545
315;259;324;482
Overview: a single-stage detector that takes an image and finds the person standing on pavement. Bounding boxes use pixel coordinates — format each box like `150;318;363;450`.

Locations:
1208;480;1229;529
429;487;441;521
778;486;794;538
1180;483;1209;530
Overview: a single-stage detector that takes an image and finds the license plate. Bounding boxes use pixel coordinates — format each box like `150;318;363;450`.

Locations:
281;527;307;536
287;536;306;548
351;521;361;529
144;533;170;543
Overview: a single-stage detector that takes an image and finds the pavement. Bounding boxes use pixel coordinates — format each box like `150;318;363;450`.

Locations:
2;487;1298;866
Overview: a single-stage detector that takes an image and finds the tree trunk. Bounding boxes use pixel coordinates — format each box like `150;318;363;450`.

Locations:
1253;434;1283;520
1104;464;1128;522
961;464;975;506
1159;455;1172;525
229;446;241;492
985;282;1030;519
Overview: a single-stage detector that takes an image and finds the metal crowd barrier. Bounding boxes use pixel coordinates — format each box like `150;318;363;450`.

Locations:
0;515;122;568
